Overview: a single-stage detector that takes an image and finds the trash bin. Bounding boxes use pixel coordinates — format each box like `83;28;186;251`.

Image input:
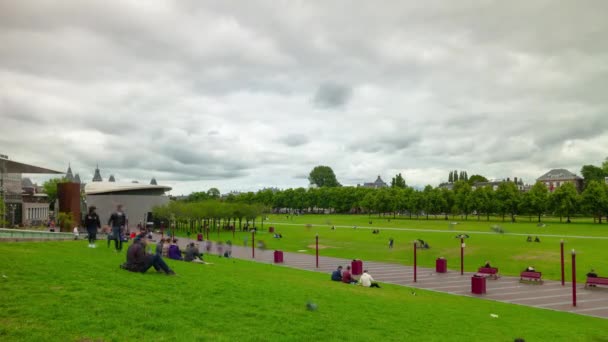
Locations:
197;233;203;241
269;227;275;233
471;276;486;294
436;258;447;273
274;250;284;263
351;260;363;276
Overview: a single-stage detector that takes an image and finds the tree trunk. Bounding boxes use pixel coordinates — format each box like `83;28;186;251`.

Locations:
538;213;541;223
502;214;505;222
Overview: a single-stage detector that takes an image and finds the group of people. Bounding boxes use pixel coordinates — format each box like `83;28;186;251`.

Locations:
526;236;541;243
331;266;380;288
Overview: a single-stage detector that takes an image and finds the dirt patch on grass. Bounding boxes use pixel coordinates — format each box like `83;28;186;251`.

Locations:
307;244;334;249
512;251;559;261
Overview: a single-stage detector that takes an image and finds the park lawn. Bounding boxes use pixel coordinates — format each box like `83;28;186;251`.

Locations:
0;242;606;342
197;214;608;282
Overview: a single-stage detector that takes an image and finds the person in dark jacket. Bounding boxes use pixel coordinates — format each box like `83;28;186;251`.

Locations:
184;243;204;263
108;204;128;252
331;266;343;281
123;233;175;275
84;206;101;248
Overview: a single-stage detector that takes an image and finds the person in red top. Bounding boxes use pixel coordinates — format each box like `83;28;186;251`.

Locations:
342;266;356;284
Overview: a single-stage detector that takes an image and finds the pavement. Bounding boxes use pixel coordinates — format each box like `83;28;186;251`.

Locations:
156;233;608;320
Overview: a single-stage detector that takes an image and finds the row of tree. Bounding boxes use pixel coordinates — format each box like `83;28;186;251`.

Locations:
203;180;608;224
152;200;265;233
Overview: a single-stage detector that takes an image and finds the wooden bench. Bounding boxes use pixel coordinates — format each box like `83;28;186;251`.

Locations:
586;277;608;288
520;271;543;284
475;267;499;280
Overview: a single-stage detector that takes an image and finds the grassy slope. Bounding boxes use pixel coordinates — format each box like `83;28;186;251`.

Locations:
1;242;605;342
200;214;608;281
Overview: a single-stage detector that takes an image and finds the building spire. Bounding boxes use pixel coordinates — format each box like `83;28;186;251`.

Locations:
92;164;103;182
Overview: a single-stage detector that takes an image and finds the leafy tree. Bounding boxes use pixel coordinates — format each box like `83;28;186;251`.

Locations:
464;171;468;182
581;180;608;223
187;191;210;202
308;166;341;187
42;177;68;209
206;188;221;199
603;157;608;174
468;174;488;185
495;182;520;222
453;170;459;182
453;181;473;220
471;185;494;221
448;171;453;183
581;165;606;188
439;187;453;220
390;173;406;188
549;182;579;223
527;182;549;222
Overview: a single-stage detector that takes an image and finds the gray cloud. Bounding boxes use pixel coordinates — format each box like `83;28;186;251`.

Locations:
1;1;607;194
313;82;352;109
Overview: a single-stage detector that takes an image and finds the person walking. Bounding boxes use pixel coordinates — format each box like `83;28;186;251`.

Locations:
84;206;101;248
108;204;128;252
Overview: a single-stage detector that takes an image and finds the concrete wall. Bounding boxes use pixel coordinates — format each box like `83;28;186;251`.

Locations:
86;194;169;229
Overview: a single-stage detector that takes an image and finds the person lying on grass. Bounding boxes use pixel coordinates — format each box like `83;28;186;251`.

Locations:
359;270;380;288
122;233;175;275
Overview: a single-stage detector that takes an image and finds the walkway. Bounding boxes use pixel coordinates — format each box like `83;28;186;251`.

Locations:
162;234;608;320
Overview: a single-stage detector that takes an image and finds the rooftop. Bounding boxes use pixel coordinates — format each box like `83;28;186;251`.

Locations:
537;169;582;181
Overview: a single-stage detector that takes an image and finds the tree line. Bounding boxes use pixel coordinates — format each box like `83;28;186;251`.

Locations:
202;179;608;224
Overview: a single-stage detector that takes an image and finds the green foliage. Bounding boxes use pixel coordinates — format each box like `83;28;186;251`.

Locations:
580;164;606;187
448;171;453;183
42;177;68;208
581;180;608;223
495;182;520;222
207;187;221;199
453;181;473;219
525;182;549;222
453;170;459;182
308;165;341;187
390;173;406;188
57;212;74;232
186;191;209;202
549;183;579;223
468;174;488;185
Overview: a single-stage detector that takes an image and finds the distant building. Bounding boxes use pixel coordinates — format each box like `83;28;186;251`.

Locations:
108;175;116;182
359;175;388;189
92;165;103;182
150;178;157;185
537;169;583;193
472;177;527;191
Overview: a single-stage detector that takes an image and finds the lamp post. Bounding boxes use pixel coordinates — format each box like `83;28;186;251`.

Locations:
572;249;577;307
413;241;417;282
251;230;255;259
560;240;565;286
315;233;319;268
455;234;469;275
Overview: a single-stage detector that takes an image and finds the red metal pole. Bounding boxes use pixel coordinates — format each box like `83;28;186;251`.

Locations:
560;240;565;286
460;237;464;275
572;249;576;307
315;234;319;268
413;242;417;282
206;226;209;240
252;230;255;259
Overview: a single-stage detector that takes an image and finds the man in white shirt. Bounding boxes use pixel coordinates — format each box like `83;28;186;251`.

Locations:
359;270;380;288
73;226;79;240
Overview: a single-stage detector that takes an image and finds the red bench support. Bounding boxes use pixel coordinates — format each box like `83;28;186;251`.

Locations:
475;267;499;280
520;271;543;284
586;277;608;288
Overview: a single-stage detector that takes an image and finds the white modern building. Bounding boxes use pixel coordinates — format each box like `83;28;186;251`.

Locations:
85;181;171;228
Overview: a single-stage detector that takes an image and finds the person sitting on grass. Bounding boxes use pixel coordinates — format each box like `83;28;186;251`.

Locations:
331;266;343;281
587;269;598;287
168;240;183;260
359;270;380;288
534;236;541;243
122;233;175;275
184;242;204;263
342;266;356;284
483;261;492;268
526;236;532;242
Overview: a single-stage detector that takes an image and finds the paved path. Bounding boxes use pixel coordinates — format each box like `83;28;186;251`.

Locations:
160;234;608;320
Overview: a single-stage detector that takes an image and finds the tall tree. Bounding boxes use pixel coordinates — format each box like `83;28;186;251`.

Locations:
454;180;473;220
581;165;606;188
206;188;220;199
448;171;453;183
468;174;488;185
308;165;341;187
549;182;579;223
453;170;459;182
581;180;608;223
391;173;406;188
464;171;468;182
527;182;549;222
496;181;520;222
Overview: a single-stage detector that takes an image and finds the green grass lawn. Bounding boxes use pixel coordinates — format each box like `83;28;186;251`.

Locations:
195;214;608;282
0;241;606;341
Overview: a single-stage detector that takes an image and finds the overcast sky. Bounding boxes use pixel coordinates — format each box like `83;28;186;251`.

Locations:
1;1;607;195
